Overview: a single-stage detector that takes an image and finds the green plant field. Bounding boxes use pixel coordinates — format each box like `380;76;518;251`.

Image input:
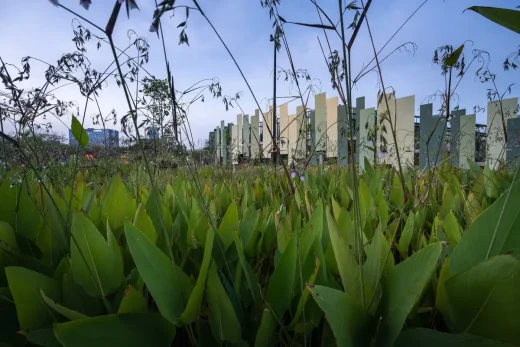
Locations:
1;162;519;346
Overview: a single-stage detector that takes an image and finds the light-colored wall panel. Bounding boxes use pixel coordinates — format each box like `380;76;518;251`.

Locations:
236;114;243;154
487;97;518;169
242;114;250;157
251;111;260;159
262;107;273;159
326;97;338;158
295;105;306;159
279;104;289;155
377;94;415;168
220;120;227;165
459;114;476;169
231;124;238;164
359;107;376;171
288;113;297;165
315;93;327;152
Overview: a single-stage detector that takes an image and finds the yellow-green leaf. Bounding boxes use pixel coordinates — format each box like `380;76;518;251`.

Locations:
5;266;61;330
70;212;124;298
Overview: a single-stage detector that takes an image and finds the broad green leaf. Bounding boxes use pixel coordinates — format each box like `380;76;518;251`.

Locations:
146;190;173;245
125;221;192;325
444;44;464;67
309;285;371;347
435;257;451;321
106;222;123;275
483;166;499;199
206;262;241;343
395;328;516;347
5;266;61;330
133;203;157;243
100;175;136;238
265;236;297;317
70;212;124;298
254;309;277;347
180;224;215;324
0;175;19;237
288;256;321;328
14;181;42;240
450;178;520;275
0;221;18;252
363;229;393;308
446;254;520;345
326;208;363;302
375;242;442;347
62;274;104;317
41;289;87;320
21;328;62;347
117;286;147;314
397;212;414;259
442;210;461;247
217;202;239;251
390;173;404;209
71;115;89;147
467;6;520;35
54;313;176;347
234;230;260;302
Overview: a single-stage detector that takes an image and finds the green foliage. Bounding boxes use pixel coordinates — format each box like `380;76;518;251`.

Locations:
71;116;89;148
467;6;520;35
0;164;517;346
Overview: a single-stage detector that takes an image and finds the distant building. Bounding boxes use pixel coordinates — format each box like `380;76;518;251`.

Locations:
69;128;119;148
145;126;160;140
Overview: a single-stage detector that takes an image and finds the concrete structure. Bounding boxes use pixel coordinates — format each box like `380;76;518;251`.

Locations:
251;110;260;159
457;114;476;170
314;93;327;154
214;126;221;165
279;104;289;155
236;114;243;155
207;92;519;171
288;113;297;165
358;107;376;171
353;97;366;165
242;114;250;158
220;120;227;165
450;109;467;167
231;124;239;164
262;107;274;159
337;105;348;166
295;105;306;160
326;97;338;158
506;117;520;163
377;94;415;169
487;97;519;169
69;128;119;148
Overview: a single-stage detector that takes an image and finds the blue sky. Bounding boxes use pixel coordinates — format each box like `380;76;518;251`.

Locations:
0;0;518;146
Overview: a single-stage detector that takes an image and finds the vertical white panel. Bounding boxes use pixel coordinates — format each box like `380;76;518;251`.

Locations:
242;114;250;157
486;97;518;169
295;105;306;159
215;126;221;164
279;104;289;155
288;113;297;165
459;114;476;169
251;110;260;159
263;107;273;159
236;114;243;154
377;94;415;168
326;97;338;158
359;107;376;171
231;124;238;164
315;92;327;152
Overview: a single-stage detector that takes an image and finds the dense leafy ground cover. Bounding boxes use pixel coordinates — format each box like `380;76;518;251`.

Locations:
0;162;519;346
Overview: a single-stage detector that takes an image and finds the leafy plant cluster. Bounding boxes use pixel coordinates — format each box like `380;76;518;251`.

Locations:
1;160;519;346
